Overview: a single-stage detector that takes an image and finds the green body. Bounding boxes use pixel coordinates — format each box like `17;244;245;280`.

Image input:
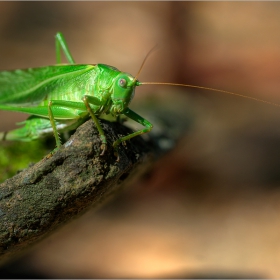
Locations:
0;33;152;159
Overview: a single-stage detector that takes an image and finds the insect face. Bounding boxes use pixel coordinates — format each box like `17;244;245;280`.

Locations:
110;73;138;115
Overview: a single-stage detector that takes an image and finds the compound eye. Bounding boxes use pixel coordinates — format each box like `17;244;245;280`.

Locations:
119;78;127;88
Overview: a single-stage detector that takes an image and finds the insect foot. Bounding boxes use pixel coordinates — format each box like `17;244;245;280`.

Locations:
98;133;107;157
112;147;120;161
100;143;107;156
45;147;59;159
112;140;122;162
114;150;120;162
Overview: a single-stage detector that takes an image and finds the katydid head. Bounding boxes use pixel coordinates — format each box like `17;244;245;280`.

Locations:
110;73;139;115
96;64;138;115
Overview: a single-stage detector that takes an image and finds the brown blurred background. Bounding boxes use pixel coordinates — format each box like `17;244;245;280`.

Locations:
1;2;280;278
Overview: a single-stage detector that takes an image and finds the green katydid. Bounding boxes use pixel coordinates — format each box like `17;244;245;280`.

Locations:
0;32;278;160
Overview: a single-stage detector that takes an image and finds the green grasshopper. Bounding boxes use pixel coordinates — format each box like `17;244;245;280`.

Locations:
0;32;277;160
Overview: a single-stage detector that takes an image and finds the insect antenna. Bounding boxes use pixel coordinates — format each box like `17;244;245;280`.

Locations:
133;45;159;83
139;82;280;108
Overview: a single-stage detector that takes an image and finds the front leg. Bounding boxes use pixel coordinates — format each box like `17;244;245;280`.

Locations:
82;95;107;156
113;108;153;161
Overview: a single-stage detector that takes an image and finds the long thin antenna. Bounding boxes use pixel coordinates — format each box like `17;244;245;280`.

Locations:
139;82;280;108
133;45;159;83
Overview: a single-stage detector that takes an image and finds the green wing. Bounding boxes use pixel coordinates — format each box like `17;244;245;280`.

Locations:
0;64;96;106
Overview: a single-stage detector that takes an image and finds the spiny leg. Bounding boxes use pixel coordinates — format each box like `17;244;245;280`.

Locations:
82;96;107;156
48;101;61;150
113;108;153;161
55;32;75;64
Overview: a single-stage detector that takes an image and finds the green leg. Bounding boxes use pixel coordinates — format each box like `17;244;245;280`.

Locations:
113;108;153;160
55;32;75;64
40;98;106;156
48;101;61;149
82;96;107;155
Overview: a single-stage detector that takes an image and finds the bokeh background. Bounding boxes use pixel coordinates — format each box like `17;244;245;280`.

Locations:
1;1;280;278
